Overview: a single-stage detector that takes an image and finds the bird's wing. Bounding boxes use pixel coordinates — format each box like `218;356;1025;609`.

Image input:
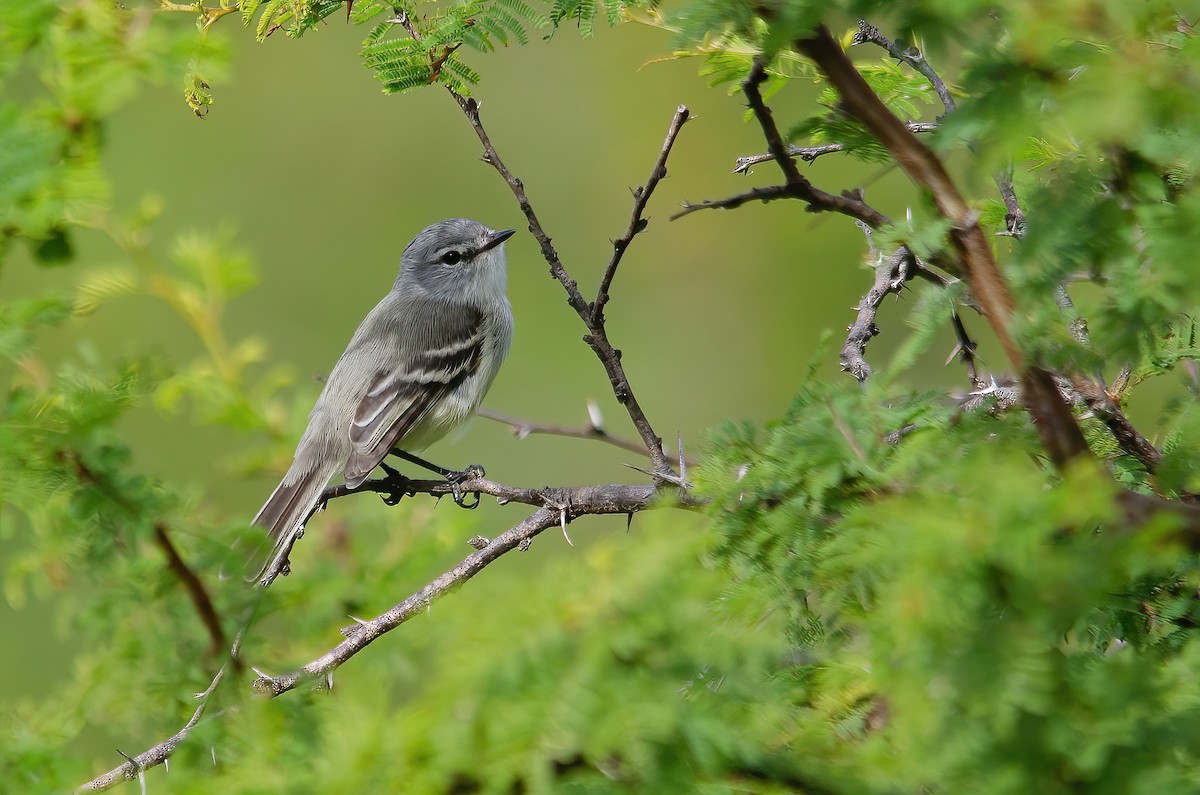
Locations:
343;307;485;486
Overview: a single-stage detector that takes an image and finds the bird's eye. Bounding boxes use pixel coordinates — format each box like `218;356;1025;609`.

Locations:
441;250;463;266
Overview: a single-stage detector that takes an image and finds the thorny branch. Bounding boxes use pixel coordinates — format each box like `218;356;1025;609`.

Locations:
841;234;913;383
451;91;678;478
851;18;1160;472
477;406;695;469
593;105;692;325
675;59;889;229
252;480;702;697
77;604;259;792
733;122;937;174
852;20;957;115
794;25;1091;469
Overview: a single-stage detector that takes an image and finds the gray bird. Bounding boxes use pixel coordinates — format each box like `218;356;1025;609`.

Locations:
252;218;515;585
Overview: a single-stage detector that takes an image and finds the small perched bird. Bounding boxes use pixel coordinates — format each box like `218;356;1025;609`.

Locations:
252;218;515;585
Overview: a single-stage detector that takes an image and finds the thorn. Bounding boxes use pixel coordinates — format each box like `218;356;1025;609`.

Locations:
560;506;573;546
251;666;271;679
211;746;217;767
116;749;138;766
677;432;687;483
586;399;604;430
325;672;334;690
626;512;634;530
347;615;368;626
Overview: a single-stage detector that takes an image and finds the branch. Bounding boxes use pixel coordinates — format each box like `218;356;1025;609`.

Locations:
252;481;699;697
852;20;956;115
948;310;984;390
153;523;226;656
994;169;1027;237
841;241;912;382
77;599;262;792
450;91;676;477
477;406;695;468
78;671;224;792
1067;375;1163;474
593;105;692;325
794;26;1090;469
733;122;938;175
676;59;890;229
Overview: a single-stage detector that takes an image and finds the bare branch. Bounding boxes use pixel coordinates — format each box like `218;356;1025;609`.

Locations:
477;406;695;468
252;481;698;697
994;169;1027;237
77;603;259;792
733;123;938;175
677;59;890;229
593;105;692;325
77;675;221;791
853;20;956;115
948;311;985;390
841;245;913;382
450;91;676;476
153;523;225;656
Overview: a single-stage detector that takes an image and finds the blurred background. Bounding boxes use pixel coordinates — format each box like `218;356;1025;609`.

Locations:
1;8;985;763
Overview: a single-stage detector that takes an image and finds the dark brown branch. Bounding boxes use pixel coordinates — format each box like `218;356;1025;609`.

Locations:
733;123;937;174
252;481;699;697
676;59;890;229
593;105;692;325
841;245;912;382
852;20;956;114
477;406;695;468
794;25;1090;468
153;523;226;656
450;91;675;476
948;311;984;389
1068;375;1163;474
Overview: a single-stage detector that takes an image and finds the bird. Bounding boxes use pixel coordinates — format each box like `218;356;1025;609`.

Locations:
251;218;515;585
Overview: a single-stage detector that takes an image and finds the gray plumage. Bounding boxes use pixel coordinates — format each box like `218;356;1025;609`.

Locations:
252;218;515;585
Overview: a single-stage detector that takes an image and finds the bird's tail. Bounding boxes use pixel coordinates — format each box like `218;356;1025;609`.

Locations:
250;461;339;586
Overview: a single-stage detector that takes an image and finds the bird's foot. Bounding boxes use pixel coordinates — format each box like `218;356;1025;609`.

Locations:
378;463;413;506
446;463;485;509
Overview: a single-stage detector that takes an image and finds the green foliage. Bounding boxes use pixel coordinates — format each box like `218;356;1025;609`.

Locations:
699;383;1200;792
3;1;1200;794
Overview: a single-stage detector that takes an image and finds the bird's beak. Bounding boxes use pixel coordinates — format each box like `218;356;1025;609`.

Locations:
480;228;516;252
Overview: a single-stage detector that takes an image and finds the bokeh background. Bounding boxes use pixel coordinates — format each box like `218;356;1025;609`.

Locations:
2;9;1002;765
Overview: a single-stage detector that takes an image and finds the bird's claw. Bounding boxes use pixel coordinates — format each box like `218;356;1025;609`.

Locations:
378;462;411;506
446;464;484;509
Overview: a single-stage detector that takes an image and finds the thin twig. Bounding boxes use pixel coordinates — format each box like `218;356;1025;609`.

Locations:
593;105;692;325
676;58;890;229
252;482;700;697
477;407;695;468
449;91;675;476
733;123;938;174
77;601;260;792
948;311;984;389
852;20;956;114
152;524;226;656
